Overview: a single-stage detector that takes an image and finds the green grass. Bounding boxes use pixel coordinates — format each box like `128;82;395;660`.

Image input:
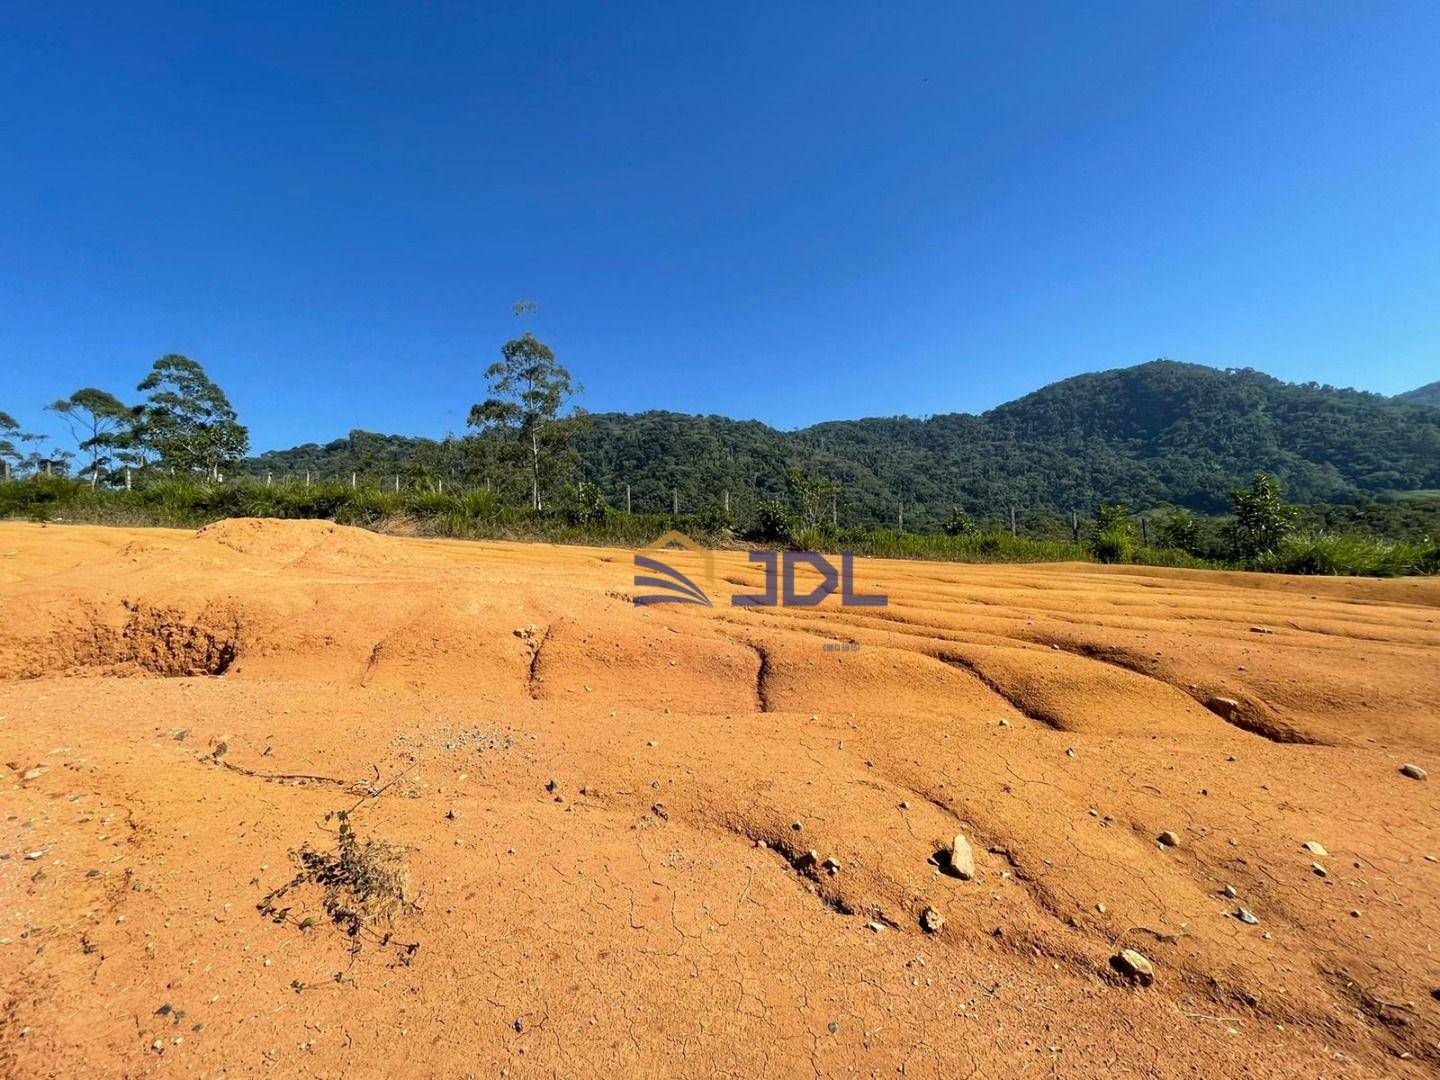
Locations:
847;527;1088;564
2;476;1434;577
1252;533;1440;577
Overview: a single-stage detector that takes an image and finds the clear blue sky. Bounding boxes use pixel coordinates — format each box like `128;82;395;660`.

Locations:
3;2;1438;453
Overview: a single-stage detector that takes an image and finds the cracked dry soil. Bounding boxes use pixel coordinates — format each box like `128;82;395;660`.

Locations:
2;518;1438;1077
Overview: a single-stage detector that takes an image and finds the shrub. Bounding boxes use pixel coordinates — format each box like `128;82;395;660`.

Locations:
257;808;413;957
1087;504;1135;563
1156;511;1201;554
1228;473;1297;560
695;502;735;536
749;498;792;544
561;481;608;527
942;506;974;537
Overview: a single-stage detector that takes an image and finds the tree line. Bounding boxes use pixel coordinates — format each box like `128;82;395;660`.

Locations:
1;310;592;508
5;330;1439;570
2;355;247;485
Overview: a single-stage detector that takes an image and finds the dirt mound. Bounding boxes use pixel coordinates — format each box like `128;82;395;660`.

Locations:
2;521;1438;1078
195;517;403;569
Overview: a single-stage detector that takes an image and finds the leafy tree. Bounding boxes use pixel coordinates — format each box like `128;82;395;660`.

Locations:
110;407;155;483
1156;510;1201;553
137;354;249;478
1088;503;1135;563
22;436;72;477
0;411;21;478
1227;473;1297;559
942;506;974;537
467;331;585;511
405;433;464;491
46;388;136;487
562;480;608;527
0;414;62;479
787;468;839;531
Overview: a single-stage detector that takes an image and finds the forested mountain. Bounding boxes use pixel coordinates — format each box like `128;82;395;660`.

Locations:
1397;380;1440;408
238;361;1440;530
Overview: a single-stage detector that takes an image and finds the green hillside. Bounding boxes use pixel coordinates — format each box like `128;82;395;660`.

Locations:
1397;380;1440;408
238;361;1440;530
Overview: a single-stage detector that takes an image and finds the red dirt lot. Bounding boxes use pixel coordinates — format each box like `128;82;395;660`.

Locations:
2;519;1438;1077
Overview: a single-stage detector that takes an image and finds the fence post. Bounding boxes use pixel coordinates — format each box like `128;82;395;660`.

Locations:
1010;506;1017;537
723;489;729;515
672;488;678;515
898;502;904;530
626;483;631;514
438;478;444;494
351;472;356;490
394;475;400;493
1141;518;1149;547
125;466;132;491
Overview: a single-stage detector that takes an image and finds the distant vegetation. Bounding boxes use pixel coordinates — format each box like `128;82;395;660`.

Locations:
1396;379;1440;409
235;362;1440;529
3;320;1438;577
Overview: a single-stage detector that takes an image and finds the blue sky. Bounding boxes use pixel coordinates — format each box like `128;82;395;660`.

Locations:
3;2;1438;453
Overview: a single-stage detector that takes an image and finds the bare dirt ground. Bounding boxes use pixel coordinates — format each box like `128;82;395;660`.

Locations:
2;519;1438;1078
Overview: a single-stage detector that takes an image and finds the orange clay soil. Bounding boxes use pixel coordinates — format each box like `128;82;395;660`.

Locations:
2;518;1438;1078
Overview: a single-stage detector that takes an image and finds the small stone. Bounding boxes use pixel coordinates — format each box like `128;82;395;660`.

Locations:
1095;902;1106;914
1312;862;1327;877
1303;841;1328;857
1114;948;1155;986
791;821;803;831
1206;697;1242;720
867;921;885;933
1248;626;1273;635
1065;748;1076;758
1350;909;1362;918
22;767;47;781
1222;884;1238;899
1157;831;1180;848
544;779;558;793
152;1040;165;1053
24;850;45;861
1236;907;1259;925
1400;763;1427;781
821;856;840;873
947;834;976;880
920;907;945;933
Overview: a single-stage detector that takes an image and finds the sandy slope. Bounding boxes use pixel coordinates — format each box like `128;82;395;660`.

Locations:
1;519;1438;1078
